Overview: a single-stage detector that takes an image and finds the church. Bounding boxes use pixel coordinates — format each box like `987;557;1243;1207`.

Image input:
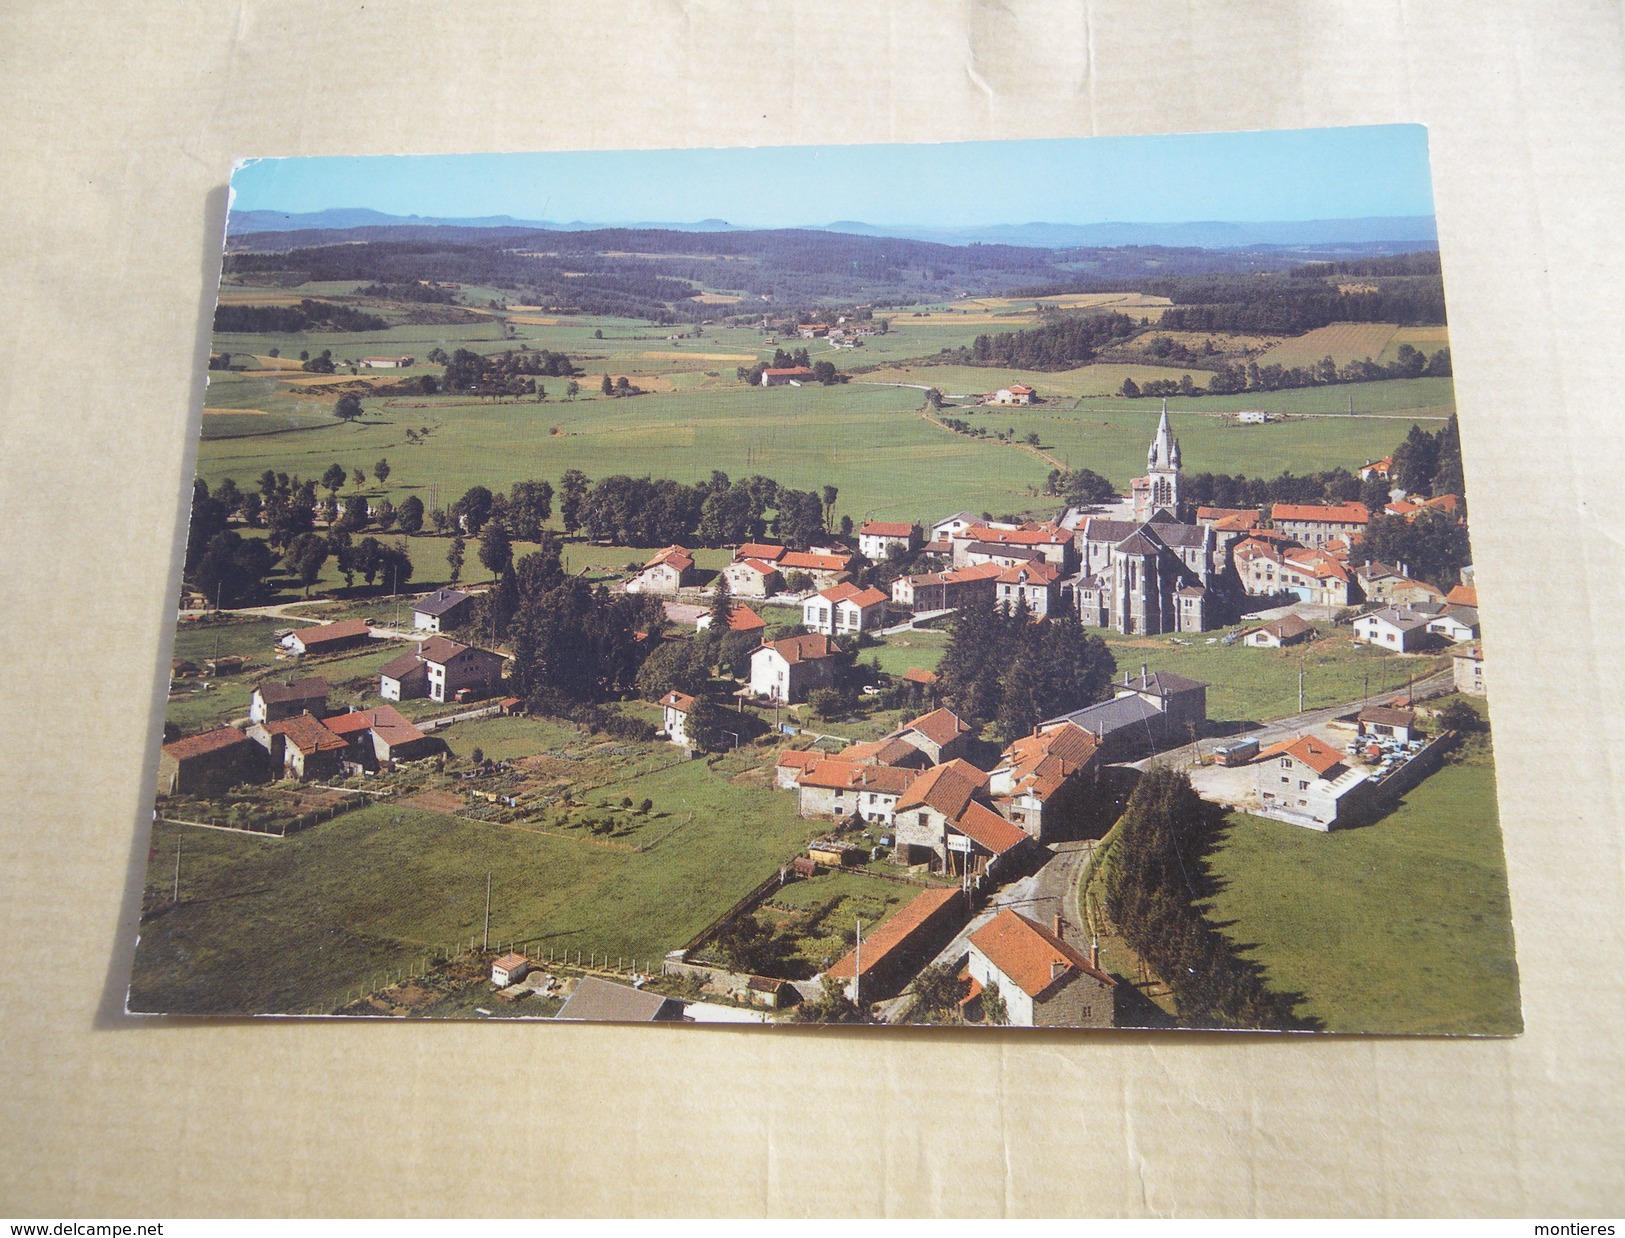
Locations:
1072;405;1227;635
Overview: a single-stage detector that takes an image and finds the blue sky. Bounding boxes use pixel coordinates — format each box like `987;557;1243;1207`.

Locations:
231;125;1433;227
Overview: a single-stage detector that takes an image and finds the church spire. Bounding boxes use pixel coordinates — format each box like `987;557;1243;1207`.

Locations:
1149;399;1177;468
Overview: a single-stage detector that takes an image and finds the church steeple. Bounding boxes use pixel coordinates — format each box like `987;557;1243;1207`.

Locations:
1145;399;1181;517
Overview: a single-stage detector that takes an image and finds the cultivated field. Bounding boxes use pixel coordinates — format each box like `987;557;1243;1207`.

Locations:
1254;322;1401;368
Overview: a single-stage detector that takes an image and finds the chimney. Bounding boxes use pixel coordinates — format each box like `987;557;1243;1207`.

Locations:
1123;670;1130;686
1053;913;1064;938
1051;960;1067;981
1141;662;1149;682
1090;938;1101;970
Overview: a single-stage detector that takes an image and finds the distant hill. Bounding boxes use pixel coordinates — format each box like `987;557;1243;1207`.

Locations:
228;208;1434;251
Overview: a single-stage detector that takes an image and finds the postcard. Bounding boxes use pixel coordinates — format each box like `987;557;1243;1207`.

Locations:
129;126;1518;1032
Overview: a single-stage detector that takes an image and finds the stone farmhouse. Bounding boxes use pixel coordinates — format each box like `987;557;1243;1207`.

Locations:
793;759;920;825
627;545;698;595
249;677;330;725
802;582;888;636
890;759;1033;880
892;560;1001;610
994;559;1065;616
950;522;1074;571
379;635;505;704
411;588;472;633
857;520;922;560
985;383;1035;405
986;722;1102;842
1452;643;1486;695
964;909;1116;1028
1357;562;1446;607
749;633;843;703
1255;733;1372;831
156;726;265;796
760;365;815;386
721;557;782;598
248;713;349;781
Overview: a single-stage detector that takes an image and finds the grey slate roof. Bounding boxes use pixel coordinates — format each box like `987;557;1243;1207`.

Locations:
255;677;330;705
965;541;1042;562
555;977;685;1023
413;588;471;617
1044;693;1162;739
1122;671;1208;697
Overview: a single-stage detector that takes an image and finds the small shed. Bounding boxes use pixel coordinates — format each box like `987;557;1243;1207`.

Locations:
1357;706;1418;743
491;952;530;987
746;976;797;1008
807;839;859;867
792;855;820;878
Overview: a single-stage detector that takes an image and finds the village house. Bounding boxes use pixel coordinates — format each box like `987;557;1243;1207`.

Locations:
892;707;975;765
749;633;843;703
248;713;348;782
985;384;1035;405
359;355;413;368
837;733;935;770
891;560;1001;611
760;366;815;387
694;603;766;636
994;559;1065;616
823;886;968;1005
777;549;854;589
659;690;694;747
1445;584;1478;608
795;323;830;339
950;523;1074;572
1270;546;1355;607
411;588;472;633
963;910;1116;1028
1255;733;1372;831
929;511;978;546
1352;606;1440;652
249;677;330;725
857;520;923;561
802;582;888;636
793;759;920;825
1269;501;1371;548
321;705;436;770
627;545;698;595
286;619;372;656
1359;455;1394;482
721;557;782;599
1385;493;1462;521
986;722;1101;842
1356;561;1445;607
378;635;505;703
1041;667;1209;760
156;726;266;797
774;748;825;790
1427;606;1480;643
1452;643;1486;695
890;759;1032;880
960;541;1046;570
1242;614;1315;648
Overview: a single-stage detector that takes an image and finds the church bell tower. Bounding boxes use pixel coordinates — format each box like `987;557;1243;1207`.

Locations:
1144;400;1181;518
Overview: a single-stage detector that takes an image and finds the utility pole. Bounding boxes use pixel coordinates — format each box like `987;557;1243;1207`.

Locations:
853;919;862;1021
482;873;491;951
172;834;182;905
1299;664;1305;713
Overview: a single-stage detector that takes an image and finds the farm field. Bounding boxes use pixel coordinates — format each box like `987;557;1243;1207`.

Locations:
858;362;1192;400
967;389;1446;486
132;744;821;1016
194;382;1053;529
1378;324;1452;365
1094;625;1449;726
1204;721;1518;1034
164;636;414;733
751;869;916;976
1254;322;1400;368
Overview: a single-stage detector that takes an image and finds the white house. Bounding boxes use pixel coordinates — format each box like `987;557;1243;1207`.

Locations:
412;588;472;633
1241;614;1314;648
1427;606;1480;643
660;690;695;746
749;633;842;703
1255;733;1372;830
627;545;698;595
802;582;888;636
857;520;923;561
491;952;529;987
379;635;505;703
1452;644;1486;696
1352;606;1438;652
721;557;782;599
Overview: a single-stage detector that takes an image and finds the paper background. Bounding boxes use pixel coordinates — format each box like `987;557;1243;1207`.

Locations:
2;0;1622;1217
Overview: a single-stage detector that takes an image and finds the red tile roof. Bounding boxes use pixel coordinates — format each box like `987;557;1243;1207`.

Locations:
996;722;1100;800
1446;584;1478;607
763;366;815;378
902;667;939;685
780;550;852;573
291;619;371;649
659;690;696;713
763;633;842;664
840;735;922;766
896;757;987;816
644;545;694;572
995;559;1060;586
968;909;1114;998
860;521;919;539
162;726;252;761
1271;502;1371;525
958;524;1069;547
732;557;781;577
775;749;825;772
492;952;528;971
264;713;348;755
904;708;972;748
1258;733;1345;777
724;605;766;632
737;543;787;561
323;705;428;750
795;759;919;795
952;801;1030;856
825;887;964;981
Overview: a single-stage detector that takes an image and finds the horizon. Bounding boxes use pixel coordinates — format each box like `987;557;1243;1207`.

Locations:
230;125;1435;230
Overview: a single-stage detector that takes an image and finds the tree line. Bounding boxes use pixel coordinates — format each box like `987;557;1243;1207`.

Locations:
212;299;386;333
943;312;1139;370
1121;344;1451;399
1103;766;1318;1029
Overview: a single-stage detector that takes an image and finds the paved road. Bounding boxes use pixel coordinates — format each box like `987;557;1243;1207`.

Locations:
877;608;954;635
